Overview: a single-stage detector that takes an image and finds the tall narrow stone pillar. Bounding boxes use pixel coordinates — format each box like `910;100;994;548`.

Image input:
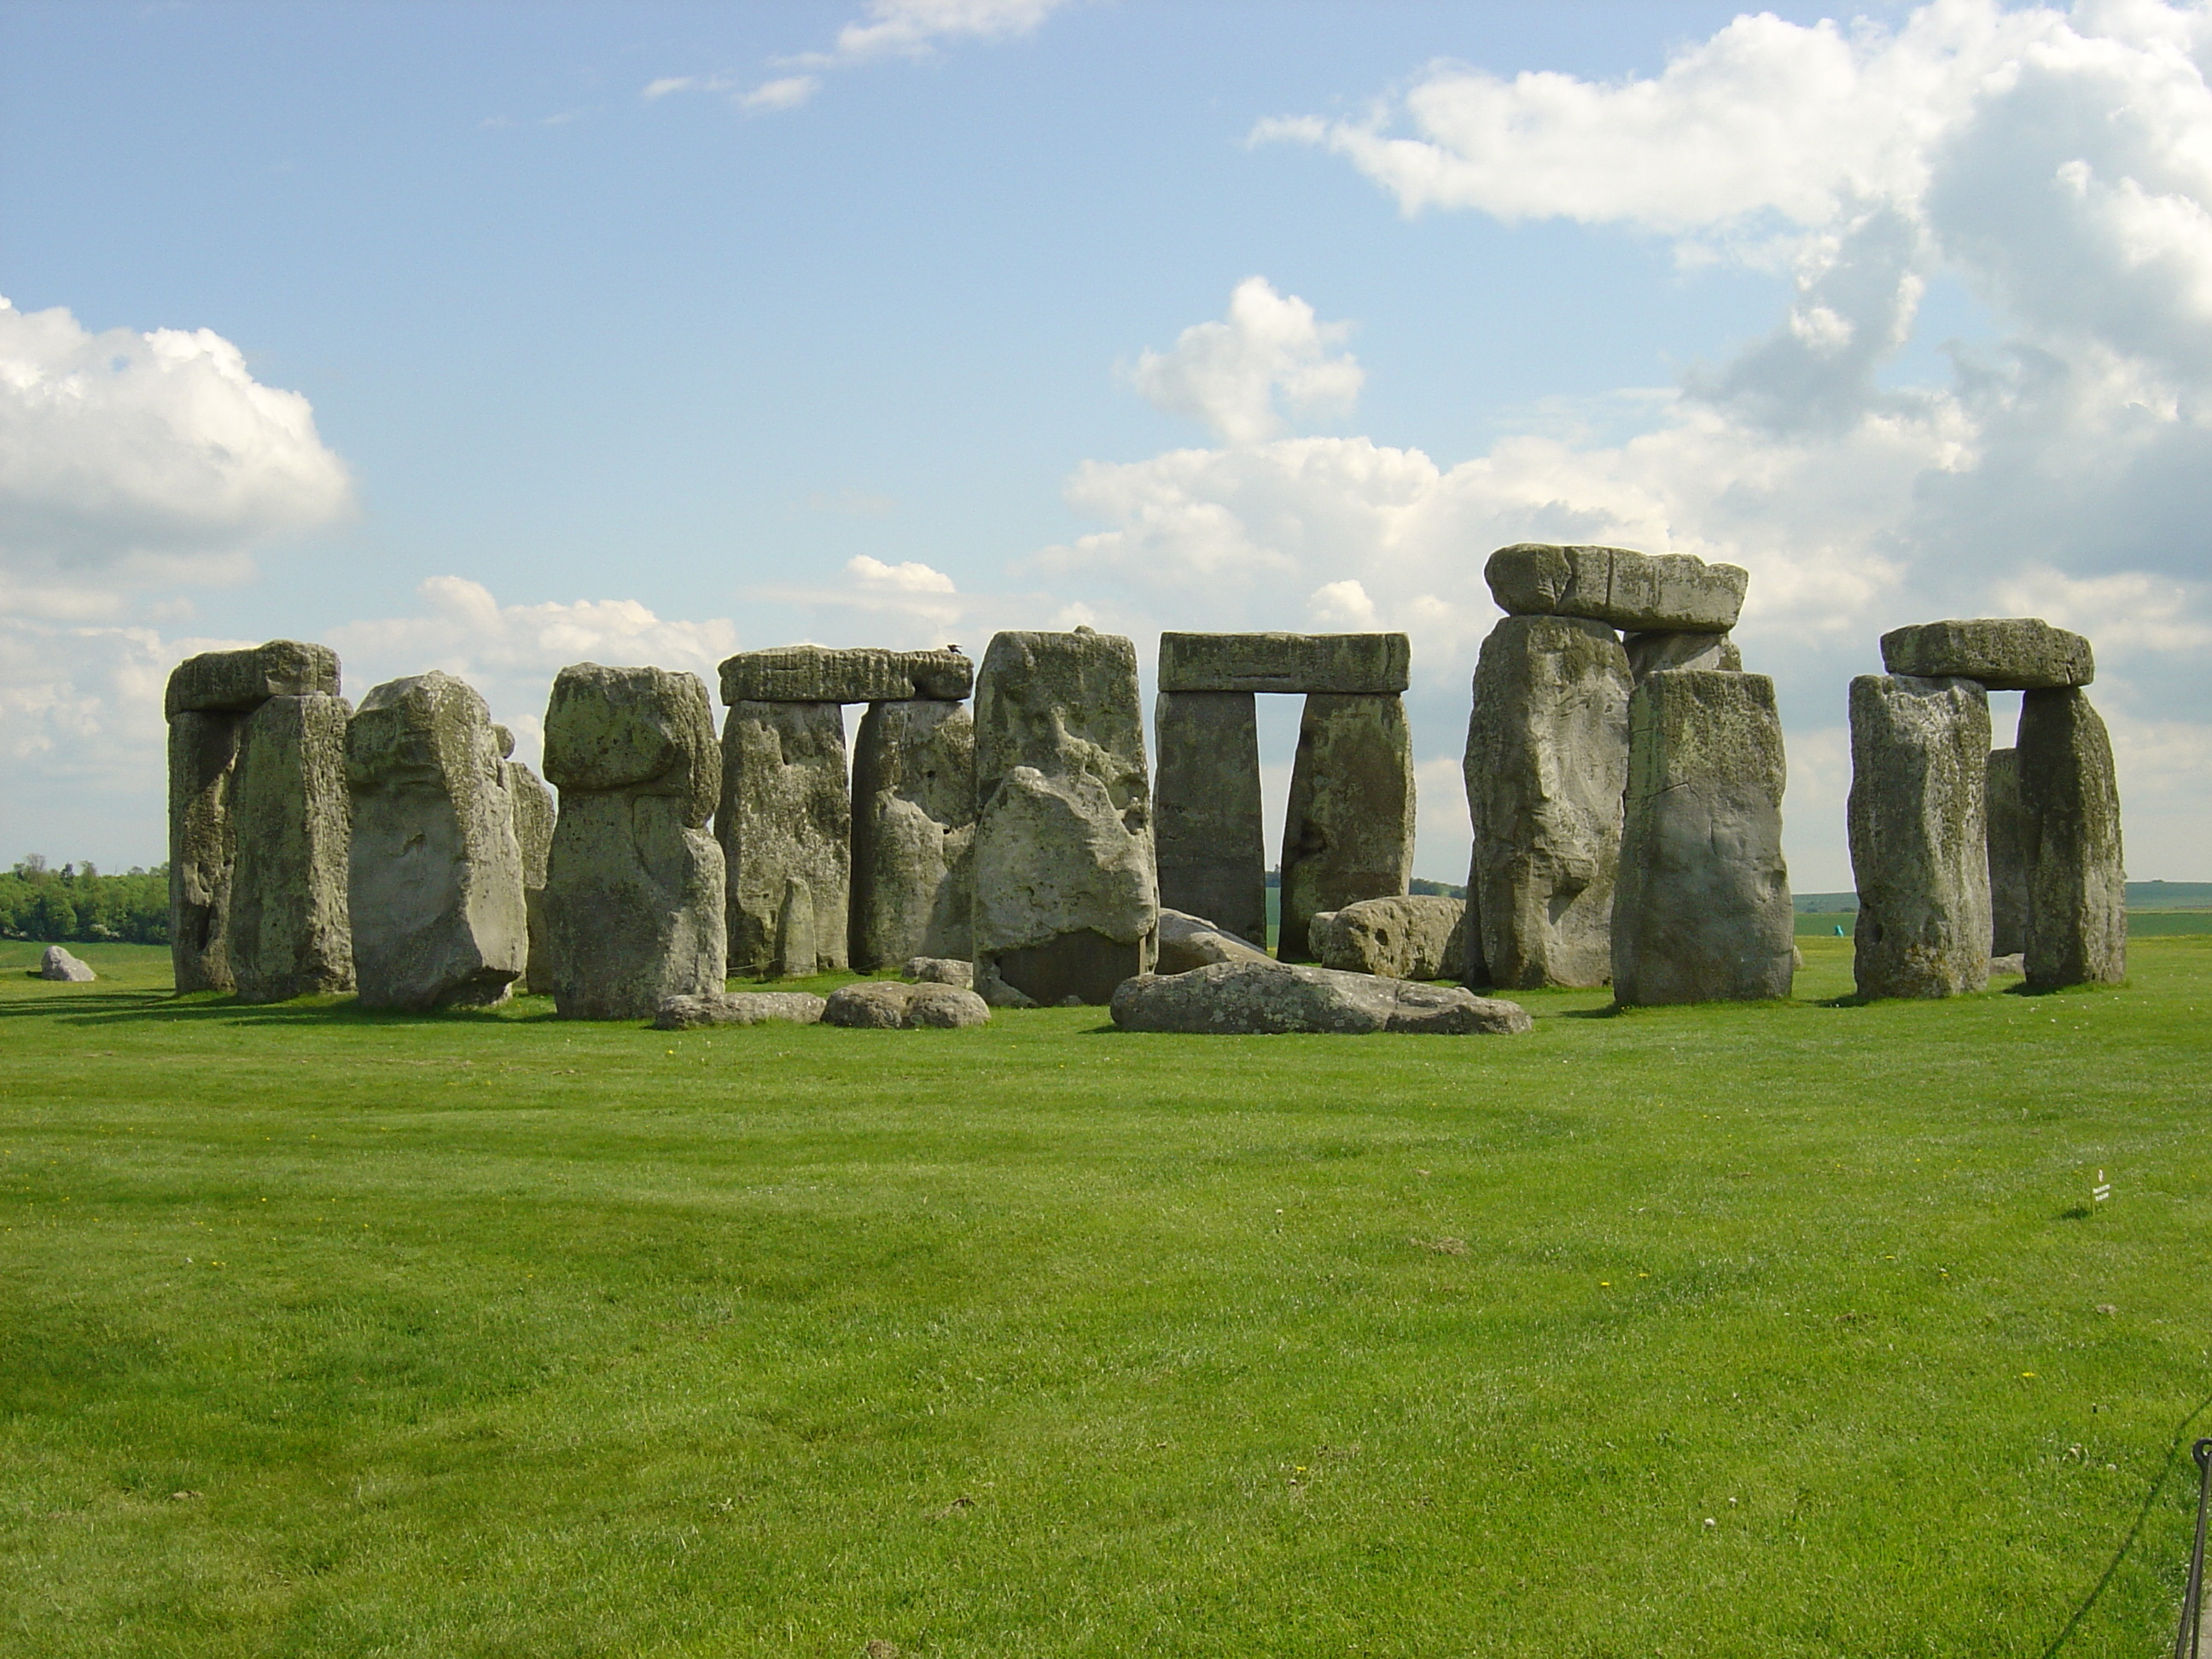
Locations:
2019;688;2125;989
1846;674;1992;998
496;725;557;993
1985;748;2028;958
850;697;976;971
717;701;850;976
1278;694;1413;963
166;711;240;993
227;693;356;1003
1153;690;1265;946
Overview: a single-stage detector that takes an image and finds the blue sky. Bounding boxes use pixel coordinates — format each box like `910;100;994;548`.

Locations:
4;0;2208;889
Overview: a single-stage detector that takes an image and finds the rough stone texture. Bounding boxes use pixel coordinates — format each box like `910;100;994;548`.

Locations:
971;630;1157;1004
1986;748;2029;958
2018;688;2127;990
1990;952;2026;977
718;645;972;706
851;698;976;973
718;701;851;977
1156;908;1275;975
1625;630;1742;681
167;709;241;992
773;876;818;978
1486;544;1747;632
1109;960;1532;1036
165;640;340;719
654;990;826;1028
1612;670;1795;1005
1278;694;1414;963
1847;675;1993;999
1880;619;2094;691
505;757;556;992
346;672;528;1011
823;979;992;1029
541;664;726;1021
1157;632;1411;696
226;694;356;1003
1463;616;1630;990
1153;690;1266;946
902;956;973;987
39;946;95;981
1310;895;1465;981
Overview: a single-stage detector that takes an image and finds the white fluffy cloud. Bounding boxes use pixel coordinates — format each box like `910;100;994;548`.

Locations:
1127;276;1364;445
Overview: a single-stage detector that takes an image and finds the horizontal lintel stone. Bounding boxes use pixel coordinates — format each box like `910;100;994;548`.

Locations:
718;645;973;706
166;640;341;719
1879;618;2093;690
1157;632;1409;695
1485;544;1747;632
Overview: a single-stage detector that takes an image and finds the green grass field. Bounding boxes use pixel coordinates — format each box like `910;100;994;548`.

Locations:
4;937;2210;1656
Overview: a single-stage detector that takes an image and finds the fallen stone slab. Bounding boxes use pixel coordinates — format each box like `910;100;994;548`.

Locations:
823;980;992;1028
1309;895;1464;981
654;990;826;1028
165;639;341;719
902;956;973;987
1278;693;1414;963
1109;959;1531;1035
1157;632;1411;695
1625;630;1741;681
719;645;973;706
1880;619;2093;690
2019;687;2126;989
1487;544;1747;632
39;946;94;982
1155;908;1274;975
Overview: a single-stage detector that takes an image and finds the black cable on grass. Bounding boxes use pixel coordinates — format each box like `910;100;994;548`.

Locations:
2042;1385;2212;1658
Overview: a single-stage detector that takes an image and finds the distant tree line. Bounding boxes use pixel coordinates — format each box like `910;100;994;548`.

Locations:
0;856;168;944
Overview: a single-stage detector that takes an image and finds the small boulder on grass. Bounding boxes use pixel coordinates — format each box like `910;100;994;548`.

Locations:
901;957;973;988
1110;958;1530;1036
39;946;95;982
824;981;991;1029
654;991;825;1029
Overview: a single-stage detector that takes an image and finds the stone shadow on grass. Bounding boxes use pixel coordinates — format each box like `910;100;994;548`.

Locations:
0;991;567;1030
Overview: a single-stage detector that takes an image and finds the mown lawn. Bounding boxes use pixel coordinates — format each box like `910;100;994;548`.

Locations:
2;936;2209;1656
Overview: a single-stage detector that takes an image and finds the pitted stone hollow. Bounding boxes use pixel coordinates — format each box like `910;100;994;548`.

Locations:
1158;632;1410;696
717;645;973;707
166;640;341;719
1486;544;1747;633
1879;619;2093;690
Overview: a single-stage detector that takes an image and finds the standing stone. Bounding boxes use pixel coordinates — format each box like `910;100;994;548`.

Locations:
850;697;976;972
542;664;726;1020
1278;694;1414;963
497;727;557;994
346;672;528;1011
1612;670;1794;1004
1153;690;1266;948
39;946;95;982
1846;675;1993;999
2018;688;2126;990
1985;748;2029;958
774;876;818;978
717;701;850;977
1462;615;1630;989
226;693;355;1003
971;629;1157;1004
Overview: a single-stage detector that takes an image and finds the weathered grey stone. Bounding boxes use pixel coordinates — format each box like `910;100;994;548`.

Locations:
504;756;556;992
1487;544;1747;632
822;979;992;1028
718;645;973;706
971;630;1157;1004
1109;959;1532;1035
1463;616;1630;990
1985;748;2029;958
165;640;340;719
227;694;355;1003
1310;895;1465;981
851;698;975;972
1880;619;2094;690
541;664;725;1021
1278;694;1414;963
654;990;826;1028
902;956;973;987
1157;632;1411;695
717;701;850;977
39;946;94;982
2019;688;2126;990
1625;630;1742;681
1989;952;2026;977
167;709;240;992
1612;670;1794;1004
1847;675;1993;999
346;672;527;1011
774;876;818;978
1155;908;1275;975
1153;690;1266;946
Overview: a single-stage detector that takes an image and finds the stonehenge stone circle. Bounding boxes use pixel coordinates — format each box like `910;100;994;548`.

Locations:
224;690;356;1003
501;737;558;993
1155;908;1274;975
717;699;850;977
165;639;340;721
851;696;976;972
541;664;726;1020
1613;669;1795;1005
1880;619;2093;691
1846;674;1993;998
823;979;992;1029
1985;748;2029;959
1486;544;1748;633
971;628;1158;1005
2018;688;2126;989
1309;894;1464;981
1625;630;1742;681
654;990;826;1028
39;946;95;982
1278;691;1414;963
1109;960;1532;1036
1462;614;1631;989
719;644;973;705
1153;690;1266;947
1158;631;1410;696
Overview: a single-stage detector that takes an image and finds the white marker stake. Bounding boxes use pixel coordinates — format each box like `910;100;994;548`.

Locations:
2093;1169;2111;1206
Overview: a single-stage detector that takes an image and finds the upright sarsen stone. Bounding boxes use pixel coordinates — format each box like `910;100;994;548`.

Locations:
716;701;851;976
2018;688;2126;990
1612;670;1794;1004
1278;694;1414;963
850;697;976;972
226;693;355;1003
1463;615;1630;989
1846;675;1993;999
1153;690;1266;948
1986;748;2029;958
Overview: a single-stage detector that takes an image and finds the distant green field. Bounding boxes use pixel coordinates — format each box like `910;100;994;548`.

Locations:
1798;911;2212;938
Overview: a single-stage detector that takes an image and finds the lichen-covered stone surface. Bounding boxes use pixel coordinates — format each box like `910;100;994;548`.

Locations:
1157;632;1411;695
851;698;975;972
1153;690;1266;947
505;756;556;992
1310;895;1465;981
717;700;850;977
1880;619;2094;691
39;946;95;982
1464;616;1629;989
1486;544;1747;632
1155;908;1275;975
1625;630;1742;681
227;694;355;1003
1278;694;1413;963
1612;670;1794;1005
1985;748;2029;959
1109;960;1531;1035
653;990;826;1029
719;645;972;706
901;956;973;987
165;640;340;719
2019;688;2126;990
346;672;529;1011
167;709;241;993
823;980;992;1029
1847;675;1992;999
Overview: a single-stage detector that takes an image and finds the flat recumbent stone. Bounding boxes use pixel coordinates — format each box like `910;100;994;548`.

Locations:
717;645;973;706
1485;544;1747;632
1878;618;2093;690
1157;632;1410;695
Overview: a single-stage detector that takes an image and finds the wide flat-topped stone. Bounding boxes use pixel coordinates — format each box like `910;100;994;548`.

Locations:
718;645;972;706
1879;619;2093;690
1158;632;1409;695
1486;544;1747;632
166;641;340;718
